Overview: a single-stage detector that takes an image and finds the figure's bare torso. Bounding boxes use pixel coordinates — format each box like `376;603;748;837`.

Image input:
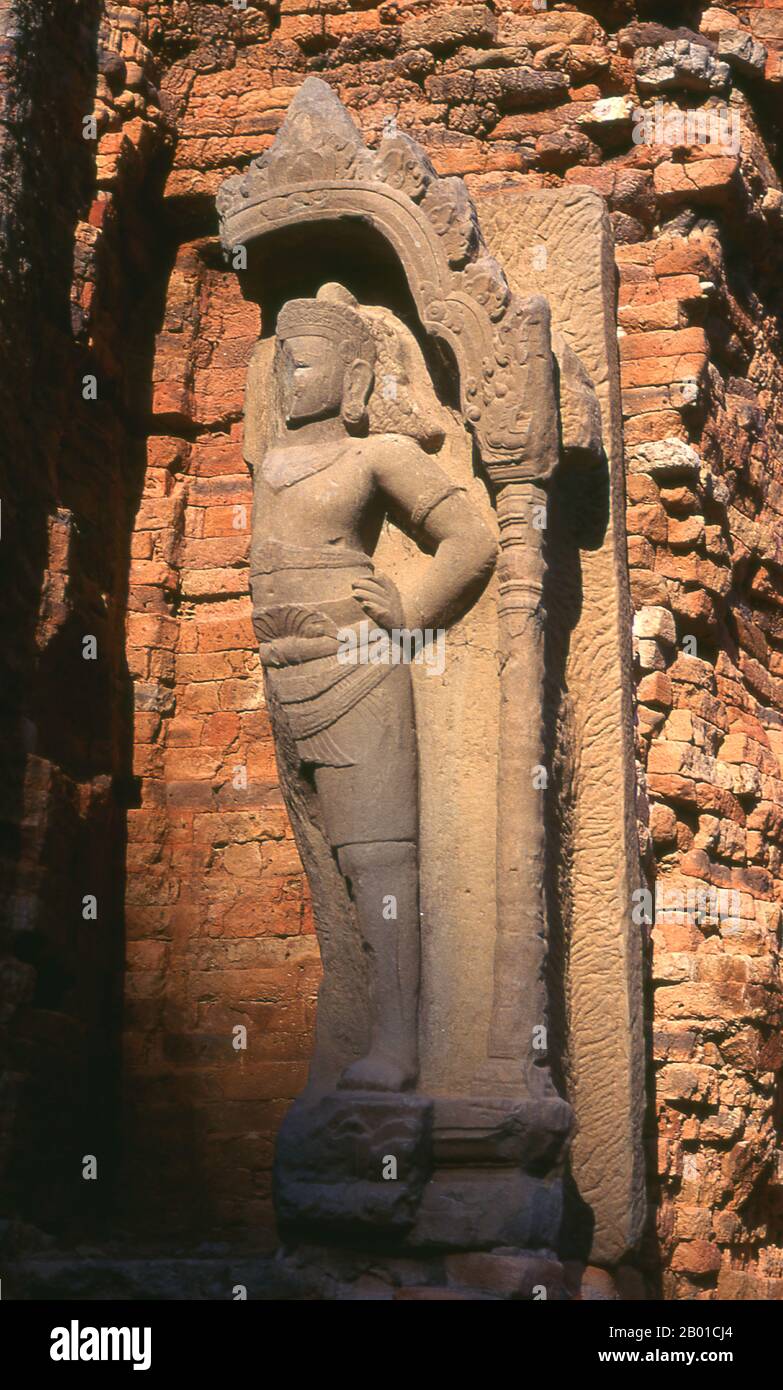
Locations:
251;437;386;617
249;425;497;637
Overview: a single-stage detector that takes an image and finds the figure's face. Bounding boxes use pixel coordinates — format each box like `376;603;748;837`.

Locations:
278;335;345;425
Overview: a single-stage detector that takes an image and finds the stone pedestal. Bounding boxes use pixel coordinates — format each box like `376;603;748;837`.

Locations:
274;1091;572;1254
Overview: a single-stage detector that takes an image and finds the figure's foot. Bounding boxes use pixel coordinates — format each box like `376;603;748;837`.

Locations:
338;1050;417;1093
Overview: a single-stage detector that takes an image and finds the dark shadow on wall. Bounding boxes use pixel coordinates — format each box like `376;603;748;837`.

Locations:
0;0;175;1246
542;449;607;1265
0;0;107;1242
543;442;659;1289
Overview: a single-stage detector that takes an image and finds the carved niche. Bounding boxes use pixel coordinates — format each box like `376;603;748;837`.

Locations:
217;78;645;1265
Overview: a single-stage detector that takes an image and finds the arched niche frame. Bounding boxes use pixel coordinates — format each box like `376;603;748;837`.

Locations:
217;77;598;484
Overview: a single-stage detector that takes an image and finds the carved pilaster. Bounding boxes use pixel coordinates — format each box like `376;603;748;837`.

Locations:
476;479;550;1093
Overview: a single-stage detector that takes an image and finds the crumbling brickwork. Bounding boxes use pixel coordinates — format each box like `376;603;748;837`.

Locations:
2;0;783;1298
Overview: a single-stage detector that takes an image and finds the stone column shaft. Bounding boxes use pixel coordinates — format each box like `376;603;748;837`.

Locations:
475;479;550;1093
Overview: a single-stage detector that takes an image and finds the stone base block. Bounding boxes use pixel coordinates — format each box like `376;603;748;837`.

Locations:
274;1092;433;1240
274;1090;573;1252
410;1170;564;1251
433;1094;572;1167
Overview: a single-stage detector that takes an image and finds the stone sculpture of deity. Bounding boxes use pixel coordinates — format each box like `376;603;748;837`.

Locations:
246;282;497;1094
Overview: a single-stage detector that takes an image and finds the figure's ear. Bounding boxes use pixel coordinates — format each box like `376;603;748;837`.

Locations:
342;357;374;430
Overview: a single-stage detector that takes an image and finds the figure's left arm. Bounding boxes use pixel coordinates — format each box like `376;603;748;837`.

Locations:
356;436;498;632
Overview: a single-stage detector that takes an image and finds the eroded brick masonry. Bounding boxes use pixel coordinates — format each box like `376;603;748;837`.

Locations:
1;0;783;1298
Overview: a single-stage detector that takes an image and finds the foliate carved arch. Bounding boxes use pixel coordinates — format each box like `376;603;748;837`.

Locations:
216;76;559;483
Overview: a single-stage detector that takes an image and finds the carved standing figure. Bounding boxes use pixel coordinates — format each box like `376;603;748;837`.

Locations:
218;77;645;1260
247;283;497;1093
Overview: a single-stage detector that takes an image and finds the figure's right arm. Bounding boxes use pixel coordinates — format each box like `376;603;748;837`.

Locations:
367;434;498;633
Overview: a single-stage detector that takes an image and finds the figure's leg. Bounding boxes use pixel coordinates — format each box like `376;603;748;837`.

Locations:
335;839;419;1092
310;666;420;1091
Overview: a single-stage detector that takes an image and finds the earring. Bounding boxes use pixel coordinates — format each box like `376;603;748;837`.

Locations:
342;359;372;431
342;395;367;430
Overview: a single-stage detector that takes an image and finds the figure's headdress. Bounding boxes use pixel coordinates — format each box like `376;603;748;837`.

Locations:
276;283;377;366
274;282;447;449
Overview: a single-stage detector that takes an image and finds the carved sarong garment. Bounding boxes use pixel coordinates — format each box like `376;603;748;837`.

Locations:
252;540;395;768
